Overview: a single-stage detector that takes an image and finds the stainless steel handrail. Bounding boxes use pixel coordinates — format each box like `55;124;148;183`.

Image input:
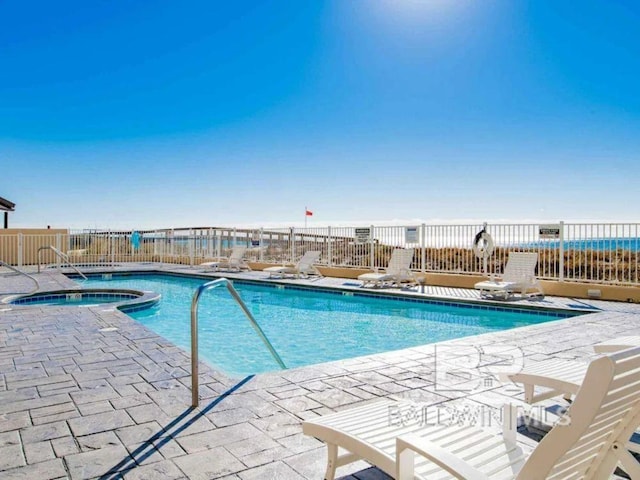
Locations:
37;246;87;280
0;261;40;295
191;278;286;407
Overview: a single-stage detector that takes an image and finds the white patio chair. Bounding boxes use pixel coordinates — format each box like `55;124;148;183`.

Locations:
358;248;415;288
474;252;544;300
264;250;322;279
303;346;640;479
200;245;251;272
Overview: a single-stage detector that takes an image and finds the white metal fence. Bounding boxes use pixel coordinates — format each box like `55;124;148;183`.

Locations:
1;222;639;285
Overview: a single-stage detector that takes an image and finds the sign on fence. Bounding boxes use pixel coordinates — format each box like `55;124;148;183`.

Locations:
405;226;419;243
539;224;561;239
355;228;371;244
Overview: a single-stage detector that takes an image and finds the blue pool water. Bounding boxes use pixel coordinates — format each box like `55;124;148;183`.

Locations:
82;274;573;378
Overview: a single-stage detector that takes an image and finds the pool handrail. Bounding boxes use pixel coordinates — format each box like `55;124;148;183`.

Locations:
37;245;87;280
0;261;40;295
190;278;286;407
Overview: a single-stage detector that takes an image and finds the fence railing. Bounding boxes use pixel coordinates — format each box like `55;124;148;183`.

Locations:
1;222;639;285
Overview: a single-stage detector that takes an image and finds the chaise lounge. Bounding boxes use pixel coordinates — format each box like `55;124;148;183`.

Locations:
358;248;416;288
303;346;640;479
263;250;322;279
474;252;544;300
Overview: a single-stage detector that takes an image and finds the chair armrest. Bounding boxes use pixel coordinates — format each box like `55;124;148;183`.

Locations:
396;434;491;480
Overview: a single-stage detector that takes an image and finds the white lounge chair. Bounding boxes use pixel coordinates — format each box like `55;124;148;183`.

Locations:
200;245;251;272
474;252;544;300
264;250;322;279
503;336;640;404
358;248;415;288
303;346;640;480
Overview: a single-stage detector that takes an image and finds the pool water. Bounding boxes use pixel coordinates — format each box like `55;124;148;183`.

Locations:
82;274;572;378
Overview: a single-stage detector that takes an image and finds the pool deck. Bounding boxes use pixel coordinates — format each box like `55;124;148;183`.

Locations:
1;264;639;479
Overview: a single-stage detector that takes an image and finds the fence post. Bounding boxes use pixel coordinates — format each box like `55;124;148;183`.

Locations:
370;224;375;269
17;233;23;268
421;223;426;273
290;227;296;263
56;233;62;270
327;226;333;267
259;228;264;262
207;229;213;258
189;229;194;267
559;221;565;282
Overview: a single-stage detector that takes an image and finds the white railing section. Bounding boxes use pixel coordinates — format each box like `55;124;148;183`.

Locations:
1;221;639;285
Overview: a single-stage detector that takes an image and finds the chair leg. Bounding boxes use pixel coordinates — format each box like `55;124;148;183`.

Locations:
324;444;338;480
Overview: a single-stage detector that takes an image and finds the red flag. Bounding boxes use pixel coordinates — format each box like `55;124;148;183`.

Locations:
305;209;313;216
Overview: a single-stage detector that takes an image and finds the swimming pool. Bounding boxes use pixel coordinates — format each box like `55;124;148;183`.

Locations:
80;273;577;378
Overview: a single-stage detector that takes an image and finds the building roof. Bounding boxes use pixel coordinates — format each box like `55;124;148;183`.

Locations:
0;196;15;211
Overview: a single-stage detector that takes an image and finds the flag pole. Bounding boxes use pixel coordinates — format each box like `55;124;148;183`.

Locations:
304;206;307;229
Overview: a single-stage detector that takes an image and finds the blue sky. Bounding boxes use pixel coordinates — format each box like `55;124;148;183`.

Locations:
2;0;639;229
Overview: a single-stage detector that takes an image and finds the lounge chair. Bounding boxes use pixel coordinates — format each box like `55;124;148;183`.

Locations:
303;346;640;480
263;250;322;279
503;336;640;404
358;248;415;288
474;252;544;300
200;245;251;272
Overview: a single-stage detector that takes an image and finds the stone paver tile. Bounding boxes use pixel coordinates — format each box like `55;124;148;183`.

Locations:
126;404;171;426
278;432;323;454
249;412;300;439
30;402;76;419
238;461;305;480
240;445;293;469
151;435;186;459
65;444;132;480
274;396;323;414
116;421;164;447
0;458;66;480
0;393;70;415
176;423;262;454
24;440;55;464
77;400;114;416
32;409;81;426
71;385;121;405
307;389;362;409
20;421;70;444
0;430;20;447
0;444;25;470
110;393;152;410
173;447;244;479
206;407;257;428
0;411;31;433
68;409;134;436
77;431;121;452
51;436;79;457
225;432;281;459
123;459;185;480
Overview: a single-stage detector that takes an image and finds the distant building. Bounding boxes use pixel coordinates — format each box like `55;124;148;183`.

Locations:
0;196;15;229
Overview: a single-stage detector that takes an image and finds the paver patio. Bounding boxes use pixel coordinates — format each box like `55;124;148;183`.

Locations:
1;266;639;479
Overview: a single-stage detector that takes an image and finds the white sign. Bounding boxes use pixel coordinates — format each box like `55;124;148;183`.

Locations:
539;224;561;239
405;226;419;244
355;227;371;244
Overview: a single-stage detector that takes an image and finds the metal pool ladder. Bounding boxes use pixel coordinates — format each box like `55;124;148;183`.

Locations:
37;245;87;280
191;278;286;407
0;260;40;295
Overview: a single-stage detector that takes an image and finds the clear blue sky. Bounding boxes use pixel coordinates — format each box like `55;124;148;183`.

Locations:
2;0;639;229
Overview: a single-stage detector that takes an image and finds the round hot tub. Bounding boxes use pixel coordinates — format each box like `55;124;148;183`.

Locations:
5;289;160;312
